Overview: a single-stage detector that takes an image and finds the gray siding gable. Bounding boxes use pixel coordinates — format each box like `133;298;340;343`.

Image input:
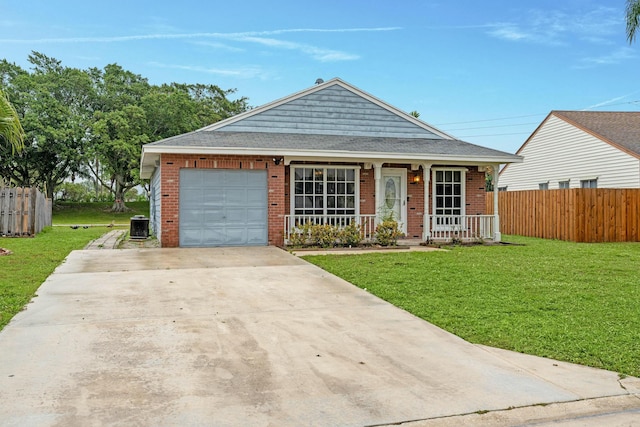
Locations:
214;83;445;139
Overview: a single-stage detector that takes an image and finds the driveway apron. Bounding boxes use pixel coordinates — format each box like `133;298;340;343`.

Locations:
0;246;638;426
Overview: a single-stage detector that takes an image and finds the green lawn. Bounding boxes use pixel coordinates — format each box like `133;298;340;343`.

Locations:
304;236;640;377
53;201;150;225
0;226;108;330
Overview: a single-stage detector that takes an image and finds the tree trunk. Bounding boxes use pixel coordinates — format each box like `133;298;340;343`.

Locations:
111;177;129;212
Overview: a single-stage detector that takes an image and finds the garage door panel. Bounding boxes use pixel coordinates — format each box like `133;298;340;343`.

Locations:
181;228;205;246
203;189;225;204
224;208;248;224
247;208;267;223
224;227;248;245
202;227;226;245
181;170;204;187
181;209;203;223
246;188;267;205
179;169;268;247
246;227;268;244
203;209;225;222
226;189;248;205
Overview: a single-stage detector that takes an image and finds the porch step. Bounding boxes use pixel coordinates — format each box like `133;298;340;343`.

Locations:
398;239;425;247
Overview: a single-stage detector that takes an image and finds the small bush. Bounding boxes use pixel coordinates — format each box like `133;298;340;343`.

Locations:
375;219;401;246
287;232;307;247
338;222;363;247
310;223;338;248
287;222;312;247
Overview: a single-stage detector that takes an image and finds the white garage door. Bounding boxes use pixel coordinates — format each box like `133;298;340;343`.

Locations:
179;169;268;247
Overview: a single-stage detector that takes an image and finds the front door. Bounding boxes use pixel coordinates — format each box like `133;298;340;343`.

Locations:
380;168;407;233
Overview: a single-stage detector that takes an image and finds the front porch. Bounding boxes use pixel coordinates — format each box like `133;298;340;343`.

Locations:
283;214;497;245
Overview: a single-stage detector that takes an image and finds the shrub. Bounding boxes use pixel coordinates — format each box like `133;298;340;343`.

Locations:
287;222;312;247
375;219;401;246
310;223;338;248
338;222;363;247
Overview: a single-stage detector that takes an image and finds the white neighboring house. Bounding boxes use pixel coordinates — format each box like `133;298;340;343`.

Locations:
499;111;640;191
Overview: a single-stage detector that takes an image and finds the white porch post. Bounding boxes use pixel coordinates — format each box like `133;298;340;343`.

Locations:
422;163;432;241
492;164;501;242
373;162;383;225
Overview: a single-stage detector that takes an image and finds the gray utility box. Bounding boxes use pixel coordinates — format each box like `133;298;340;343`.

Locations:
130;215;149;239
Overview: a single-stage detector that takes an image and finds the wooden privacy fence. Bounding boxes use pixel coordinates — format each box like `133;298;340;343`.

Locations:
0;187;52;237
486;189;640;243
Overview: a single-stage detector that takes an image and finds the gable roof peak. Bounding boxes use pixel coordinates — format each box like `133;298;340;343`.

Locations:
198;78;454;139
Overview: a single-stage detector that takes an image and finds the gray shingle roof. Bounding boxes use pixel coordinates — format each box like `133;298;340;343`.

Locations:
146;130;517;159
141;78;523;180
554;111;640;157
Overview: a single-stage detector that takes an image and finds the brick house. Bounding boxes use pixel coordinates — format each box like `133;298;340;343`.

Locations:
140;78;521;247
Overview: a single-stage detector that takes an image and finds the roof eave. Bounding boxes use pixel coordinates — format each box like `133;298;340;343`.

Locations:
140;145;522;178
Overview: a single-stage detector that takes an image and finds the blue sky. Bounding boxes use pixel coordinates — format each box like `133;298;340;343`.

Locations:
1;0;639;153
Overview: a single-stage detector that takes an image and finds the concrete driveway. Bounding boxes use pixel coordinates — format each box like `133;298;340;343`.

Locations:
0;247;638;426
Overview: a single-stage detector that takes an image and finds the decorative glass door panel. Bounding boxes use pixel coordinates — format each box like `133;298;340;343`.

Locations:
380;169;406;233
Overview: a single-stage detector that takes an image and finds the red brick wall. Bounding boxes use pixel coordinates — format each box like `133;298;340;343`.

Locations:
157;157;485;247
406;170;426;239
465;167;487;215
359;168;376;216
158;154;285;247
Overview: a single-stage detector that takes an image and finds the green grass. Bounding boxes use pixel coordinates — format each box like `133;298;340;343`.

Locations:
304;236;640;377
53;201;150;225
0;226;108;330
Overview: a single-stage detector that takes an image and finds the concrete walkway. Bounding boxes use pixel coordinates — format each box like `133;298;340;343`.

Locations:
83;229;126;249
0;247;638;426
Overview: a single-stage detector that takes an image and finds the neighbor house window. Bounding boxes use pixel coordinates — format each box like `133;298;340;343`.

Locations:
292;166;359;216
558;180;570;189
580;179;597;188
498;186;507;192
539;182;549;190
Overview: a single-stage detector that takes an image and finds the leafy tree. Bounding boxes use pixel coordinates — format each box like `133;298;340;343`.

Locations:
91;105;149;211
0;53;93;197
628;0;640;43
84;64;150;211
0;89;24;155
1;52;249;209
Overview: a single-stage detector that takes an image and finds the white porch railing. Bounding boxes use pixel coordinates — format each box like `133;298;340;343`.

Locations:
426;214;495;242
284;214;377;244
284;214;496;245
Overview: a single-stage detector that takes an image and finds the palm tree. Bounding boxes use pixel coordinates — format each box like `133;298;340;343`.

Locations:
0;89;24;153
627;0;640;43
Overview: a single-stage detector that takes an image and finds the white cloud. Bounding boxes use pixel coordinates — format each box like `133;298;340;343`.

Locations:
486;6;619;45
0;27;398;62
488;25;530;41
238;36;359;62
148;61;265;79
191;41;245;52
576;47;636;68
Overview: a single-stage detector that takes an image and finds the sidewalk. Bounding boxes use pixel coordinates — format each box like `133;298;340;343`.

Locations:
83;229;126;249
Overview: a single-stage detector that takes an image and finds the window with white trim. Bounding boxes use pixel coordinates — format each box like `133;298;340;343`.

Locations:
433;169;466;220
580;178;597;188
539;182;549;190
558;180;570;189
292;166;358;216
